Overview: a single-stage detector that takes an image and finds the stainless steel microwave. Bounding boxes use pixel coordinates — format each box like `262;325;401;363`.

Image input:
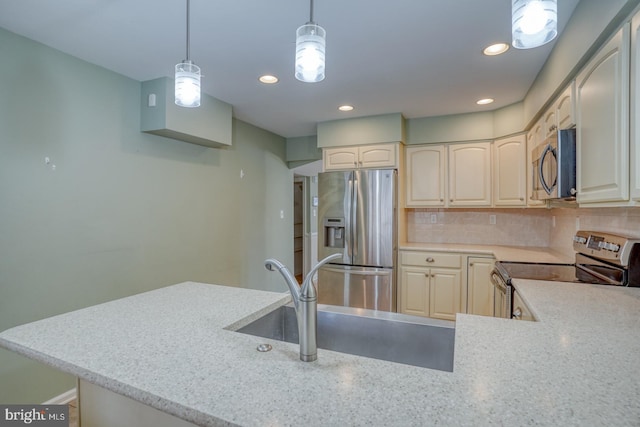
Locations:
531;128;577;201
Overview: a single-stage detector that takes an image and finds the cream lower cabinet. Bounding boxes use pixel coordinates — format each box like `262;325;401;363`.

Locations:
399;251;463;321
467;257;495;317
512;289;535;321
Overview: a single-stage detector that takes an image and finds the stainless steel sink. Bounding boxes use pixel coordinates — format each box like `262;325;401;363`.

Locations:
236;304;455;372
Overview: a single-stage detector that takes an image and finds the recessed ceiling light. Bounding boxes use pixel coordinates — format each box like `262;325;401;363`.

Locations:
476;98;494;105
259;75;279;84
483;43;510;56
338;105;354;112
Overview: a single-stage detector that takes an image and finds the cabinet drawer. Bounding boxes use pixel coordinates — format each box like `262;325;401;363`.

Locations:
400;251;462;268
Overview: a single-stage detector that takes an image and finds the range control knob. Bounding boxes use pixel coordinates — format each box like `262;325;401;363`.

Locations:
611;244;621;252
573;236;587;244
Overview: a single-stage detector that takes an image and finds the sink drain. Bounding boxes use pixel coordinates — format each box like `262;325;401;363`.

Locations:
256;343;272;352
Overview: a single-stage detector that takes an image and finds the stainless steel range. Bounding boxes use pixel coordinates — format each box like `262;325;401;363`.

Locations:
491;230;640;318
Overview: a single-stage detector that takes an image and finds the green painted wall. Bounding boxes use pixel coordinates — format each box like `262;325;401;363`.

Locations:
317;113;405;147
286;135;321;164
0;28;293;403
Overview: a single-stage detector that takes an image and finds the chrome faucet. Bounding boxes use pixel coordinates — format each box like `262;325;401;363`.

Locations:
264;253;341;362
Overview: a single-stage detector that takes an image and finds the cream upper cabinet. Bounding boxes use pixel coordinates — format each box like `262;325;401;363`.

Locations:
448;142;492;207
323;147;358;170
467;257;495;317
493;135;526;207
405;145;446;207
542;82;576;138
526;121;546;207
556;83;576;130
542;109;557;138
576;23;630;204
323;143;398;171
631;11;640;201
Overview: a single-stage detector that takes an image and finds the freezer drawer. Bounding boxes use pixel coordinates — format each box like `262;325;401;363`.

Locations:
318;265;396;312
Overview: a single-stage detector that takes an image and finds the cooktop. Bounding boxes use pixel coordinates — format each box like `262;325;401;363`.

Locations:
496;261;579;283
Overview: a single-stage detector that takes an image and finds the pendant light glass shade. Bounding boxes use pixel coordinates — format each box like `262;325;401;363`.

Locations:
295;23;326;82
512;0;557;49
175;60;201;107
175;0;200;107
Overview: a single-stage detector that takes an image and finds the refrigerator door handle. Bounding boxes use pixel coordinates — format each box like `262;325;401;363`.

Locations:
345;175;353;259
351;176;358;258
320;266;390;276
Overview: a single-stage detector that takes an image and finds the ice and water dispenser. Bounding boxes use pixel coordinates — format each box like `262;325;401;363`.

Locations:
324;218;345;248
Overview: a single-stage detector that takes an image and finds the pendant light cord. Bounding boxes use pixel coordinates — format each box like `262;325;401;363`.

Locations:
186;0;191;61
309;0;314;23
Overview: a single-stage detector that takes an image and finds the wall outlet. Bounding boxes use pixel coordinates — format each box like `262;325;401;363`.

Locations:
430;214;437;224
489;215;496;225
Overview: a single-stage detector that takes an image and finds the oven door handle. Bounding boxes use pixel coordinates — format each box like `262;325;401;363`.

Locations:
491;272;507;292
575;263;620;286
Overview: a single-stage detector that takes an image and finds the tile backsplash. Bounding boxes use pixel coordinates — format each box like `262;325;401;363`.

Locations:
406;208;551;247
549;207;640;255
406;207;640;256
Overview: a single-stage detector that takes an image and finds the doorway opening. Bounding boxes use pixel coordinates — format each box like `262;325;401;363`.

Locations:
293;178;304;284
292;160;322;284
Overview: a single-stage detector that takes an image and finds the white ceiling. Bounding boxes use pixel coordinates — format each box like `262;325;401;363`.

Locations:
0;0;579;138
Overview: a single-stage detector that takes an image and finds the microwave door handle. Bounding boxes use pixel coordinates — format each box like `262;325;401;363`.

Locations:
575;263;621;285
539;145;553;195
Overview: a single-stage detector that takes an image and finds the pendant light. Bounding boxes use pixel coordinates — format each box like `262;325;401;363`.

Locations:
512;0;557;49
175;0;201;107
295;0;326;83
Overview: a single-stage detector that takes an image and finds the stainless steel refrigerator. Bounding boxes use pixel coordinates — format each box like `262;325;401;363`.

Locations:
317;168;397;312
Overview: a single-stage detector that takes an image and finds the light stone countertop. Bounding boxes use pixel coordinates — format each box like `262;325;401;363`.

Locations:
399;242;575;263
1;281;640;426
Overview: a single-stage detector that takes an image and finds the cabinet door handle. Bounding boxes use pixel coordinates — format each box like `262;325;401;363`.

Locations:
426;257;435;263
469;263;474;267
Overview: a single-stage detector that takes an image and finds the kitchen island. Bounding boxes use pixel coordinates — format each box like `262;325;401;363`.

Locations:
1;279;639;426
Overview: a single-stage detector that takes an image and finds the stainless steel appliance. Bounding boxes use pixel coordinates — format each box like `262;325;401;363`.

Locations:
531;128;577;201
491;230;640;318
317;169;397;312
